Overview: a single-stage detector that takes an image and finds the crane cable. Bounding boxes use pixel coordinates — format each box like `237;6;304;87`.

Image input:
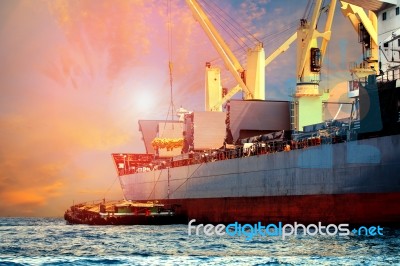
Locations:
208;19;299;64
200;0;249;51
199;0;259;49
206;0;262;45
161;0;176;137
303;0;312;20
167;0;174;120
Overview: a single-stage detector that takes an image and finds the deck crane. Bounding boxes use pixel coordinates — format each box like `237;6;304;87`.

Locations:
185;0;264;111
340;1;379;79
186;0;337;122
293;0;337;131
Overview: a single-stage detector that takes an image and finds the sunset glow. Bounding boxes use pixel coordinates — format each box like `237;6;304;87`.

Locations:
0;0;362;217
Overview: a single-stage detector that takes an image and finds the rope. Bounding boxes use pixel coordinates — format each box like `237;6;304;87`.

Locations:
303;0;312;20
199;0;249;51
316;0;329;30
200;0;260;48
307;1;315;21
167;0;172;65
167;0;174;120
161;0;176;137
206;1;261;44
103;175;119;199
207;20;298;64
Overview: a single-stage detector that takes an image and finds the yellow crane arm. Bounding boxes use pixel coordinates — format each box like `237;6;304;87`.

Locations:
320;0;337;63
297;0;323;79
210;85;242;111
265;32;298;66
185;0;252;99
340;1;378;45
340;1;379;75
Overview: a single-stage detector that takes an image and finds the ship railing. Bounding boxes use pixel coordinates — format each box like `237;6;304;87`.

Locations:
296;75;321;84
377;68;400;82
169;141;291;166
291;125;349;148
348;66;399;84
127;132;351;173
69;199;130;210
71;199;102;207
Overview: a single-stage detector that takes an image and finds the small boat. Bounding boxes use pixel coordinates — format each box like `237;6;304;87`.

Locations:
64;200;185;225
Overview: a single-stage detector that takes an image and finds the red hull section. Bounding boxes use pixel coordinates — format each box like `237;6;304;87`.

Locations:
165;192;400;225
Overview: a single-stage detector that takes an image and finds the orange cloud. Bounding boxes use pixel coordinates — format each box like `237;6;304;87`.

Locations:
0;181;64;216
2;191;46;206
0;101;131;216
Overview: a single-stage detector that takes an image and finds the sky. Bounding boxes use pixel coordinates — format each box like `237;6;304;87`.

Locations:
0;0;362;217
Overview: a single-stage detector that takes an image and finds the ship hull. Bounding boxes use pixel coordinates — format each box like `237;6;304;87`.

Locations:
120;134;400;224
165;192;400;225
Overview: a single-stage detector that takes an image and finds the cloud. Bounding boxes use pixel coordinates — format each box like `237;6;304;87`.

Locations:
0;91;133;216
1;181;63;205
0;180;64;216
45;0;152;87
240;0;267;21
2;191;46;206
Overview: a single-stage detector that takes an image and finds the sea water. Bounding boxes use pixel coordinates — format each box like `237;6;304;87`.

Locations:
0;218;399;265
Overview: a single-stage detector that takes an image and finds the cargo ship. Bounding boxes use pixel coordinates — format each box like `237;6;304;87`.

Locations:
66;0;400;225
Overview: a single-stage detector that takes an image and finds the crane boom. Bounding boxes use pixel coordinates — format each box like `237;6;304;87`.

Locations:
340;1;379;76
211;31;298;112
210;85;241;111
320;0;337;63
297;0;323;79
185;0;252;100
340;1;378;44
265;32;298;66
